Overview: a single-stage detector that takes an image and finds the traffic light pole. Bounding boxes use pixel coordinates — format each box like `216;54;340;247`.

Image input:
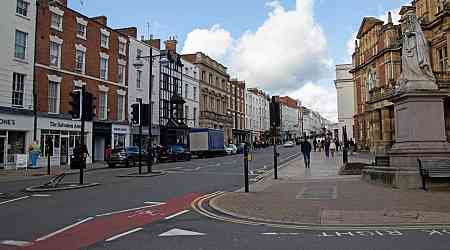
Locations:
244;144;249;193
138;99;143;175
80;85;86;185
273;127;278;180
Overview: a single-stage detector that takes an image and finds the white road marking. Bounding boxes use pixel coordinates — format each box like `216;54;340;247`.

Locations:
1;240;33;247
36;217;93;241
158;228;205;237
165;210;190;220
143;201;166;205
31;194;51;197
96;203;163;217
0;196;30;205
105;228;143;242
261;232;301;236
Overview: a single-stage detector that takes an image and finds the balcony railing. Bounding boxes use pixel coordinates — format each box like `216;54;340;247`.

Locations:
367;87;395;104
200;111;233;124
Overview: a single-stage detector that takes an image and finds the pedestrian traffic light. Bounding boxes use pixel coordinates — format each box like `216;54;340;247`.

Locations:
82;92;95;121
270;96;281;127
131;103;140;125
69;90;82;120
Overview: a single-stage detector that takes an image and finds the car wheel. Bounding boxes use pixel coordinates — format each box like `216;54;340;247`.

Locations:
108;163;115;168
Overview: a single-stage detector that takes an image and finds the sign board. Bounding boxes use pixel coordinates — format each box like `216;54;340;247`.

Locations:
15;154;28;170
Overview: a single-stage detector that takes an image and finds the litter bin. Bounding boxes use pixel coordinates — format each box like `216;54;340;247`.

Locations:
70;155;84;169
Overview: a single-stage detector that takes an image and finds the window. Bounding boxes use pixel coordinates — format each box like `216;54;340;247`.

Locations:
210;96;214;111
16;0;29;16
185;106;189;121
49;42;60;67
193;87;197;100
439;46;448;71
162;74;169;90
193;108;197;125
203;95;207;109
12;73;25;107
15;30;27;60
209;73;213;84
136;70;142;89
118;64;125;84
101;33;109;48
137;48;142;58
48;81;59;113
201;71;205;81
100;57;108;80
185;84;188;98
75;49;85;73
51;13;63;31
99;91;107;120
119;41;126;55
117;95;125;121
217;99;221;113
76;23;86;39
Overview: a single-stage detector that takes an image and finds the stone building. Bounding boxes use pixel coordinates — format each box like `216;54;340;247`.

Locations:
279;96;302;141
182;52;233;143
350;13;401;153
335;64;355;142
245;88;270;143
35;0;130;163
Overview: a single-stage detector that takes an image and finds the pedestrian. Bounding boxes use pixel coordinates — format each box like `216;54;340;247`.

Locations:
330;140;336;158
105;145;112;161
313;138;318;152
324;139;330;158
301;139;312;168
335;139;340;152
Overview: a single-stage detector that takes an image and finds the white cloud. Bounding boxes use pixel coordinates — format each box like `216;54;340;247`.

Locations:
346;32;357;60
289;82;338;122
181;24;233;60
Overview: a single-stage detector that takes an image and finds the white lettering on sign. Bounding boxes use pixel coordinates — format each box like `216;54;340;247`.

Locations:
50;121;81;129
0;119;16;126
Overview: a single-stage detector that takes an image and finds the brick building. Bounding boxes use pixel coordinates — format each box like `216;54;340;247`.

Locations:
182;52;233;143
229;79;248;144
350;13;401;153
35;0;131;164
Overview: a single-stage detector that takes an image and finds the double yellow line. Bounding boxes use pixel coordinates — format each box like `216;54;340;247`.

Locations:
191;192;450;231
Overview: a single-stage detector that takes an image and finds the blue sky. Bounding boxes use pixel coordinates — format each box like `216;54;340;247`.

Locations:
69;0;407;120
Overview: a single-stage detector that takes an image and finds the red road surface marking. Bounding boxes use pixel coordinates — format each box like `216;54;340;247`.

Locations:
23;193;202;250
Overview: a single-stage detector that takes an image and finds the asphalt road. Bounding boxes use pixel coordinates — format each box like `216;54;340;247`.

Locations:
1;145;449;250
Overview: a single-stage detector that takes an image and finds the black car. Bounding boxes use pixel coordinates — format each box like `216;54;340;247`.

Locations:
107;146;148;168
158;144;192;162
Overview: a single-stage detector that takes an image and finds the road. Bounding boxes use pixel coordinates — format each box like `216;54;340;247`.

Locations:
1;146;449;250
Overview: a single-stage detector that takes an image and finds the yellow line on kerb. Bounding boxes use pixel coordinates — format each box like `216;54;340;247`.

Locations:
191;192;450;231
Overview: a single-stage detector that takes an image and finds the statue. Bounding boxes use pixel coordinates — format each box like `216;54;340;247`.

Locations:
397;11;437;92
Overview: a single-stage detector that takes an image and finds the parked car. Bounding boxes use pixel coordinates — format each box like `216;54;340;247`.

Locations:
107;146;147;168
236;143;246;154
224;144;238;155
283;141;295;148
158;144;192;162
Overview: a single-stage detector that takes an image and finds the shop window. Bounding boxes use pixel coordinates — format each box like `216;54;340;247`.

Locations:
439;46;448;71
7;131;25;164
114;134;125;148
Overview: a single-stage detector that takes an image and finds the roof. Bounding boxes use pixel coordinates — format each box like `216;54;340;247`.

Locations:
356;17;384;39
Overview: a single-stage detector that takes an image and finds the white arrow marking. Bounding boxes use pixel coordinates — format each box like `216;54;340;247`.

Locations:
1;240;33;247
105;228;143;242
165;210;189;220
96;203;163;217
158;228;206;237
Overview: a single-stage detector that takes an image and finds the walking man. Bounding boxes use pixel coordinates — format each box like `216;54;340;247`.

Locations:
301;138;312;168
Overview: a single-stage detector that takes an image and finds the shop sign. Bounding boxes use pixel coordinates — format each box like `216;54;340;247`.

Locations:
112;125;129;134
50;121;81;129
0;119;16;126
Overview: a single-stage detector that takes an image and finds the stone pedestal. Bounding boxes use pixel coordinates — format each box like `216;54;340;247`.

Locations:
389;90;450;189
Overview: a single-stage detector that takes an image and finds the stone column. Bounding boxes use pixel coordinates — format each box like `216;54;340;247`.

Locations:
372;110;382;153
381;107;393;152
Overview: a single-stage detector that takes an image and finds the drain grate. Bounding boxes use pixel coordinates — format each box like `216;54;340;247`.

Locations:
296;186;337;200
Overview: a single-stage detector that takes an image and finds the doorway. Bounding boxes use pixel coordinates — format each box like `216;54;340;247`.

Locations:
60;137;68;165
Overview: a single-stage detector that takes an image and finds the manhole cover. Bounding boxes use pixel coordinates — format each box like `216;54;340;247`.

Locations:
296;186;337;200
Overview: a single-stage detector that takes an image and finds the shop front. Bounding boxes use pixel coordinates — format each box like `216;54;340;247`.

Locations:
112;124;130;149
37;117;93;167
130;125;160;147
0;113;33;169
93;122;130;162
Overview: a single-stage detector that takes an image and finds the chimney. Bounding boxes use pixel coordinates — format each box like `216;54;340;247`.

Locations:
55;0;68;6
115;27;137;38
164;36;178;53
388;11;393;24
144;38;160;50
91;16;107;26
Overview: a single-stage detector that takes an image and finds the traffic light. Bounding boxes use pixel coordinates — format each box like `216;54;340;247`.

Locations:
69;90;82;120
270;96;281;127
131;103;140;125
141;104;150;126
82;92;96;121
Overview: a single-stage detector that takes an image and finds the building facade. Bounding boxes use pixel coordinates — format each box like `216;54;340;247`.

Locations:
127;35;161;146
181;58;200;129
335;64;355;142
350;14;400;153
245;88;270;143
35;1;130;164
182;52;233;143
229;80;247;144
0;0;37;168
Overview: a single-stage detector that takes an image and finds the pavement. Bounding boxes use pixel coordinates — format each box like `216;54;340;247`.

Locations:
211;151;450;226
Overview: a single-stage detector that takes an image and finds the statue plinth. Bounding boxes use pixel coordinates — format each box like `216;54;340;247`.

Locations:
388;89;450;189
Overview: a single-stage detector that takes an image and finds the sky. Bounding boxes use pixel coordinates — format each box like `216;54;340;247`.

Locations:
69;0;409;121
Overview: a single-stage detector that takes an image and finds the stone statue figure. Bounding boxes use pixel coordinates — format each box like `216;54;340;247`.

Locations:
397;11;437;92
